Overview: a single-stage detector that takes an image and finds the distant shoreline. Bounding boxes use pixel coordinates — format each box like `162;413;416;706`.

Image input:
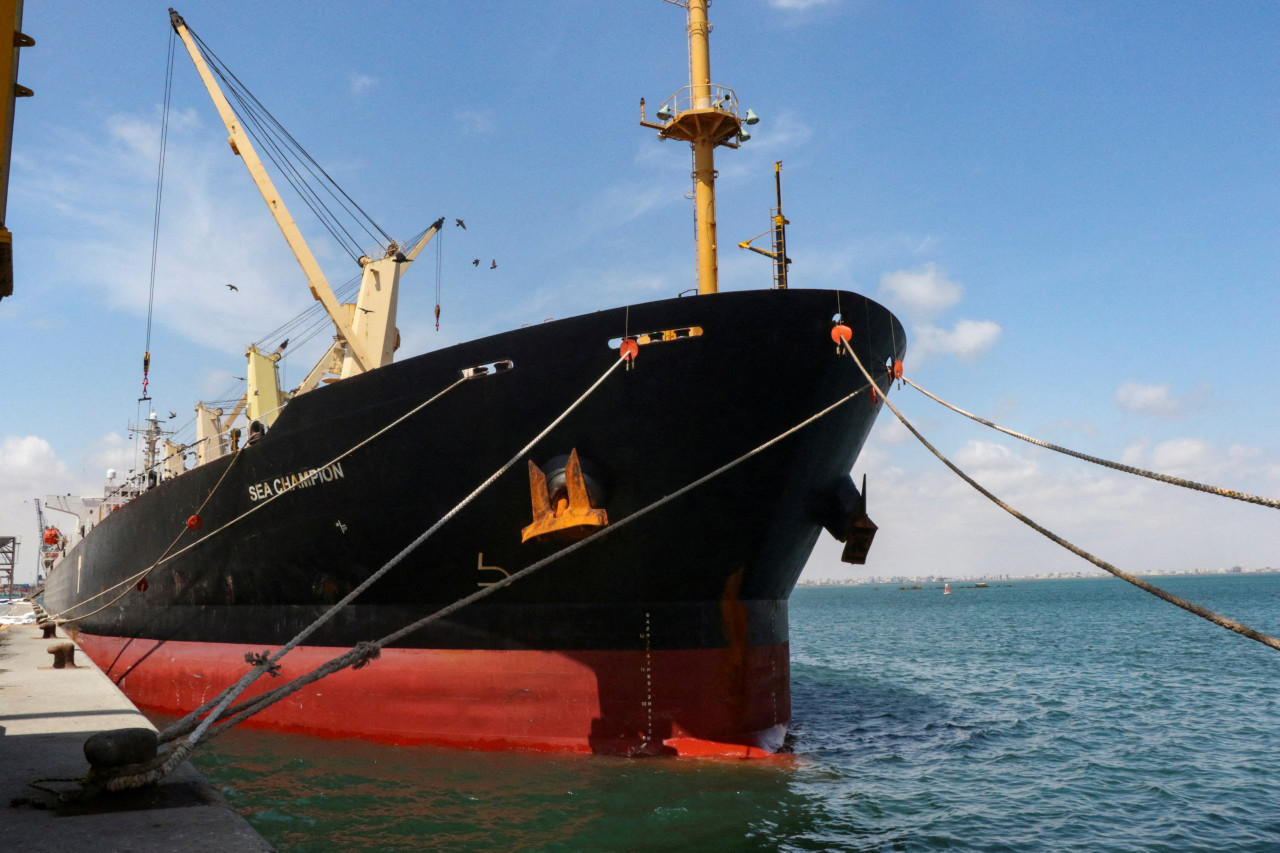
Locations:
798;567;1279;587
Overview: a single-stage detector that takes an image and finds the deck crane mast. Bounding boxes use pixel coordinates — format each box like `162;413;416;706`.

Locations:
168;8;443;461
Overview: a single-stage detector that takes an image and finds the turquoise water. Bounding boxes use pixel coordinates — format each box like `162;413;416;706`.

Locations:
190;575;1280;851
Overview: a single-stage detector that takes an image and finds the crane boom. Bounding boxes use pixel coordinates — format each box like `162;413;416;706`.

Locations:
168;9;370;372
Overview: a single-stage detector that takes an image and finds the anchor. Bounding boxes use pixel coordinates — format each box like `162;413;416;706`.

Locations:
818;474;878;565
521;448;609;543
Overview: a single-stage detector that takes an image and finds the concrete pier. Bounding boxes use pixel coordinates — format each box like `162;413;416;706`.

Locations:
0;603;273;852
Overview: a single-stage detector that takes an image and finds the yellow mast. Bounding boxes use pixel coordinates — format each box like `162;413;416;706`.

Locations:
640;0;755;295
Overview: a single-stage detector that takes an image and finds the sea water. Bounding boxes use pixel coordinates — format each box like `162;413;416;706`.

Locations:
189;574;1280;851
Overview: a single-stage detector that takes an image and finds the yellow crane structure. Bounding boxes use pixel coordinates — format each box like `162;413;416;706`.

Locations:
0;0;32;303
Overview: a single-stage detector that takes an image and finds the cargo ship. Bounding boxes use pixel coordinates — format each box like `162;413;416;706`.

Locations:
42;3;906;757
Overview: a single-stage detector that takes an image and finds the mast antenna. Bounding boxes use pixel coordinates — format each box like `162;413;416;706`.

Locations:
737;161;790;289
640;0;759;295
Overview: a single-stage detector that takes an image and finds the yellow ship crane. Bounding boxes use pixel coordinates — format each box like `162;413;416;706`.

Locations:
170;8;443;389
170;8;443;461
0;0;33;303
640;0;758;295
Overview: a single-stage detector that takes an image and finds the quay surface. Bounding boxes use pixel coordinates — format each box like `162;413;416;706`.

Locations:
0;602;273;852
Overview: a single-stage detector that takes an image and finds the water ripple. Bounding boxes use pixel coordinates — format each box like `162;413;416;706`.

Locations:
190;575;1280;851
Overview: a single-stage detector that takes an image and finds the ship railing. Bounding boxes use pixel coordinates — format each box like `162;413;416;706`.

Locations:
646;83;741;121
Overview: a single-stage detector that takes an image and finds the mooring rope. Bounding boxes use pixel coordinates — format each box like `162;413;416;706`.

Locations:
46;452;245;624
159;356;629;754
840;338;1280;654
173;374;880;749
104;369;878;791
47;377;467;625
904;377;1280;511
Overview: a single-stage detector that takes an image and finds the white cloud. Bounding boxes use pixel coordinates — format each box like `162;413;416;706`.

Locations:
745;109;813;150
912;319;1002;362
349;73;376;96
593;179;681;227
878;263;963;320
807;427;1280;582
1114;381;1182;418
0;435;68;490
0;432;142;584
26;109;334;359
1121;436;1263;485
1041;418;1101;439
768;0;839;9
83;433;134;481
106;108;201;163
875;264;1000;363
870;415;912;446
455;109;495;134
0;436;75;584
953;439;1039;490
1148;438;1211;473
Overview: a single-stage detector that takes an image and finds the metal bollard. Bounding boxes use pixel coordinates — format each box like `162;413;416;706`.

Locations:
47;642;79;669
39;623;57;639
84;728;159;769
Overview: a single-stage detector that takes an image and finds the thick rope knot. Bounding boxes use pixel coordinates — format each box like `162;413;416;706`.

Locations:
351;641;381;669
100;743;193;793
244;650;282;677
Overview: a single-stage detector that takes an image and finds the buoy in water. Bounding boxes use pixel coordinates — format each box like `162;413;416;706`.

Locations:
944;583;951;595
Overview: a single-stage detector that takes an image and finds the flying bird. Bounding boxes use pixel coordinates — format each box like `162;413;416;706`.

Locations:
490;259;497;269
225;283;238;291
357;307;375;314
455;218;466;229
234;377;245;381
168;411;177;419
472;258;480;267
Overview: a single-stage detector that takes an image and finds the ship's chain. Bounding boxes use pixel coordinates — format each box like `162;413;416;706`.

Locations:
904;376;1280;511
839;336;1280;655
97;352;881;793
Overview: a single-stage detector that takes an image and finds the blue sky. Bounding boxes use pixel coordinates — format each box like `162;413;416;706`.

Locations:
1;1;1276;585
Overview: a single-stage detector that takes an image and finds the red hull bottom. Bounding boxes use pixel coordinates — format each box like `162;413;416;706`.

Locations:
77;634;791;758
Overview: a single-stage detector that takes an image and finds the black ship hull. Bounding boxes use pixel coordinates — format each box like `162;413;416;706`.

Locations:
45;288;904;756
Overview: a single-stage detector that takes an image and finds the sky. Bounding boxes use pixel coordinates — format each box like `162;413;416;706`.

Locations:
0;1;1277;585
